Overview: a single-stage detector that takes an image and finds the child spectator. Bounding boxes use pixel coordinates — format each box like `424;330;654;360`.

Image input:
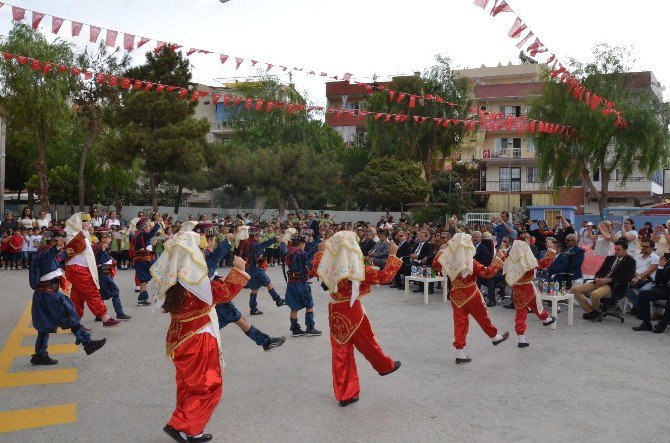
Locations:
9;229;24;269
28;228;42;265
110;225;121;265
21;227;31;268
1;230;10;269
119;227;130;270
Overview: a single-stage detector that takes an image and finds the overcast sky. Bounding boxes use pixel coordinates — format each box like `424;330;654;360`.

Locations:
1;0;668;108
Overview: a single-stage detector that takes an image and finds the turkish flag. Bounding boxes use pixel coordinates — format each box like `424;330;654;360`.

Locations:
220;54;229;64
388;90;395;101
133;80;143;90
155;41;166;52
32;11;45;29
105;30;118;47
212;93;221;105
52;17;65;34
72;21;83;37
233;96;241;106
108;76;118;86
95;73;106;84
166;86;176;92
396;93;406;104
409;96;416;108
343;73;353;81
43;62;53;75
508;17;526;38
123;34;135;51
121;78;131;89
156;84;165;93
516;31;533;49
30;59;42;71
235;57;243;70
178;89;188;99
12;6;26;21
84;71;93;80
255;100;264;111
266;102;275;112
144;82;154;92
191;91;200;102
419;117;427;124
187;48;197;56
90;26;101;43
384;115;392;122
472;0;490;8
70;67;81;75
137;37;150;48
266;64;273;72
58;64;67;73
245;98;252;109
251;60;258;66
286;103;294;113
490;0;512;16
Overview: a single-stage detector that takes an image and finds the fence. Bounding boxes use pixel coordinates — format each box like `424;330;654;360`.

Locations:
464;212;500;225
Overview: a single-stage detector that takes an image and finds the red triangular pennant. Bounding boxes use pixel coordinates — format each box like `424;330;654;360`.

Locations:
235;57;243;69
90;26;101;43
123;33;135;51
31;11;45;29
508;17;526;38
490;0;512;16
105;29;118;47
11;6;26;21
219;54;229;64
72;21;83;37
52;17;64;34
137;37;150;48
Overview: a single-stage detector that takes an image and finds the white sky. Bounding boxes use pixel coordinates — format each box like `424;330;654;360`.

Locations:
1;0;669;107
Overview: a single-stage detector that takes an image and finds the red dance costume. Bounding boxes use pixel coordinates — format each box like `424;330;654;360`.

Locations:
166;268;249;436
432;257;503;349
312;252;402;402
511;251;555;335
65;232;107;318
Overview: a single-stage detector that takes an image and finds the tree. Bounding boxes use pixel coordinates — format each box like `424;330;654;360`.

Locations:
527;45;670;217
430;162;483;215
350;157;431;210
74;42;130;210
106;47;208;212
0;24;77;211
366;56;471;177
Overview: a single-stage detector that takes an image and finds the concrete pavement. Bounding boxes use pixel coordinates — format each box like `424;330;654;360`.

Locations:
1;265;669;442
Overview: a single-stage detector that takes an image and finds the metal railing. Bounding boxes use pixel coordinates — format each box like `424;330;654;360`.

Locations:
479;181;552;192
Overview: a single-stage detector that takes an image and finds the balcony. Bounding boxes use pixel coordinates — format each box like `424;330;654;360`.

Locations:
210;121;235;134
476;181;552;193
476;147;536;162
588;177;663;195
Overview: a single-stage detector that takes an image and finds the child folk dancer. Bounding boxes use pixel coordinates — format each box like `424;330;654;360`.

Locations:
237;227;285;315
503;240;557;347
153;231;250;443
131;217;161;306
198;223;286;351
432;233;509;364
64;213;121;327
284;232;321;337
93;229;131;321
29;229;106;365
313;231;402;407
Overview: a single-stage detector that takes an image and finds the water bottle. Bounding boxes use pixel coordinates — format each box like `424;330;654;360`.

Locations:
422;266;427;277
553;282;560;295
560;281;566;295
427;267;432;278
542;281;548;294
411;266;417;277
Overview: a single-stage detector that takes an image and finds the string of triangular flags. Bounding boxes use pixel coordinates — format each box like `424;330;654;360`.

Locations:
1;50;574;137
472;0;628;128
0;1;353;82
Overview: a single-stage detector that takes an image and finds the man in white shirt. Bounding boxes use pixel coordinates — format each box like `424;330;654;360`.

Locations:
627;238;659;313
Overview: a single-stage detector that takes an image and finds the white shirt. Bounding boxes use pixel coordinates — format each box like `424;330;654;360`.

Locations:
106;218;121;229
413;242;424;256
91;217;103;228
36;218;50;229
18;218;35;229
28;235;42;252
634;252;659;280
21;235;30;252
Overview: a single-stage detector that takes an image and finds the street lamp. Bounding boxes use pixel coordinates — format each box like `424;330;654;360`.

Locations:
507;139;513;214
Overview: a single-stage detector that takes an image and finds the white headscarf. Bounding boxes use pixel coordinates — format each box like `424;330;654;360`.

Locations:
179;220;198;233
282;228;297;244
437;232;476;280
65;212;99;289
503;240;539;286
317;231;366;307
235;225;249;247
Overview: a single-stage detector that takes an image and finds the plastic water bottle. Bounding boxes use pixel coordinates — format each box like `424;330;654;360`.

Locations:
411;266;417;277
560;281;566;295
427;267;432;278
553;282;560;295
542;281;548;294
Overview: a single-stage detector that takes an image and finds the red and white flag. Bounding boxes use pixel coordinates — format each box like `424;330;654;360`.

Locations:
266;64;274;72
90;26;101;43
105;30;118;47
52;17;64;34
490;0;512;16
219;54;229;64
186;48;197;56
508;17;526;38
137;37;150;48
12;6;25;21
516;31;533;49
155;41;166;52
72;21;83;37
235;57;243;70
472;0;490;8
31;11;45;29
123;34;135;51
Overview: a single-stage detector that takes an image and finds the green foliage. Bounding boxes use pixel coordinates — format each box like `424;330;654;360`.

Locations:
350;157;431;210
527;44;670;214
430;163;483;215
366;56;471;176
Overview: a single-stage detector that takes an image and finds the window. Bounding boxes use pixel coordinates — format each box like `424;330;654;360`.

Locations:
593;168;600;182
615;169;623;180
494;138;508;154
499;167;521;191
544;210;561;222
499;105;521;117
527;167;540;183
494;138;521;157
527;138;536;152
345;101;364;115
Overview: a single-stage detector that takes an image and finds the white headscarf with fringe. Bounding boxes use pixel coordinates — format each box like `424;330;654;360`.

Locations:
65;212;99;289
317;231;365;307
437;232;477;280
503;240;538;286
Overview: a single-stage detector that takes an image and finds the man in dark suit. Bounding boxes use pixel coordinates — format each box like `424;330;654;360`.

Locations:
632;252;670;333
570;240;636;321
391;231;414;289
306;213;320;240
471;231;494;306
547;234;585;285
359;229;377;257
411;230;434;294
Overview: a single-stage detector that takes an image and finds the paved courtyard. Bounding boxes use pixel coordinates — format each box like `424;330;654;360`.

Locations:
1;266;669;442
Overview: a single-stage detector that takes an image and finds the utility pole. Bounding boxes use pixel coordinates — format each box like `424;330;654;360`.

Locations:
0;109;6;217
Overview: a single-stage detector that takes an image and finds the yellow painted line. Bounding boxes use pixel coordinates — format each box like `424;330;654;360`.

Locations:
14;344;79;357
0;302;78;388
0;404;76;433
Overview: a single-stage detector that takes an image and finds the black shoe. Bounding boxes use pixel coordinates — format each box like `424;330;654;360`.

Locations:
389;283;399;288
652;323;667;334
396;286;405;290
632;322;653;331
629;307;639;316
292;328;307;337
587;310;602;322
492;332;509;346
428;289;435;294
83;338;106;355
455;357;472;364
305;328;322;337
504;302;515;309
188;434;213;442
275;298;286;307
138;300;151;306
250;309;263;316
135;288;141;293
486;300;496;307
263;336;286;351
94;317;102;322
339;397;359;407
543;316;557;327
379;360;401;376
163;424;188;443
117;313;132;320
30;354;58;365
518;342;530;348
